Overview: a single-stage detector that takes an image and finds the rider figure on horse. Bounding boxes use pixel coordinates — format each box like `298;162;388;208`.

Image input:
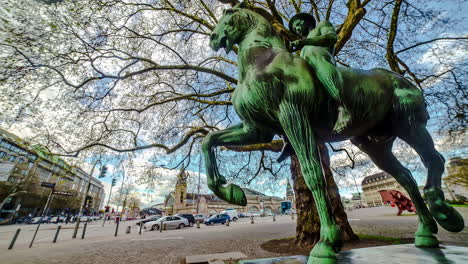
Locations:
289;13;350;133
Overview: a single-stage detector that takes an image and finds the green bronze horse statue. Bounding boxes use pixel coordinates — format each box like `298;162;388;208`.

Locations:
202;4;464;263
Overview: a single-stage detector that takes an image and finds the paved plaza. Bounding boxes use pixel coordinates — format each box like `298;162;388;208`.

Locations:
0;206;467;264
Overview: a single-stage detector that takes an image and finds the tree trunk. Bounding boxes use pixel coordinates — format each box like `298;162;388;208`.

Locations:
292;143;359;247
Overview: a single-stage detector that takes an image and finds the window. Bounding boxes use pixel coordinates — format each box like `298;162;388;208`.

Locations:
0;151;6;159
180;191;184;203
8;156;17;162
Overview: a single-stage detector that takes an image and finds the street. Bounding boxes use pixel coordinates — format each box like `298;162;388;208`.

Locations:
0;207;467;264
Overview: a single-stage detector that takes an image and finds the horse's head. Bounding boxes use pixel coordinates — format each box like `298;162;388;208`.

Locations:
209;4;256;53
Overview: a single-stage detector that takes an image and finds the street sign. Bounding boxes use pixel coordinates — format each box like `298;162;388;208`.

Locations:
53;191;74;196
41;182;56;189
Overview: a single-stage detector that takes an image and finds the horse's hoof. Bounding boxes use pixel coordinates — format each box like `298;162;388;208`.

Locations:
220;184;247;206
309;241;338;264
307;256;336;264
415;234;439;248
425;188;465;232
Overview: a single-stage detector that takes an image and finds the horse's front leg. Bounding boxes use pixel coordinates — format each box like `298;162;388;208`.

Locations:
202;123;273;206
279;102;342;264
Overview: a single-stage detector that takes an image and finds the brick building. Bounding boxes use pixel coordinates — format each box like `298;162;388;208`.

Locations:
163;168;285;215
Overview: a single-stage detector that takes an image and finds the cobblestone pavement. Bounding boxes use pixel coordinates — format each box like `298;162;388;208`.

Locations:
0;207;466;264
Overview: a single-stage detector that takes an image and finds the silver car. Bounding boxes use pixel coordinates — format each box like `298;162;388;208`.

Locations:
143;216;189;231
193;214;207;222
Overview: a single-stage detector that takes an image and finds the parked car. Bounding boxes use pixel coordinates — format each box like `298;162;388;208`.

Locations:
193;214;207;222
136;215;161;226
204;214;230;225
28;216;51;224
50;216;65;223
220;209;238;221
143;216;189;231
175;214;195;226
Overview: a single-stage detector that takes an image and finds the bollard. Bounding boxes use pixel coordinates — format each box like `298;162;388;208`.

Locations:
226;220;230;226
273;214;276;222
81;222;88;239
126;225;131;234
163;223;167;231
250;216;254;224
53;226;61;243
8;229;21;250
196;220;200;229
139;222;143;235
114;221;119;237
159;221;163;233
291;213;294;220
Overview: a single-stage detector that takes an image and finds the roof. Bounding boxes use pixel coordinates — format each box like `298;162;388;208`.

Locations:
362;172;390;185
243;188;267;196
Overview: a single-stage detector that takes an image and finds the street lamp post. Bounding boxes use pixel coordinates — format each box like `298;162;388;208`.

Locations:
72;159;102;238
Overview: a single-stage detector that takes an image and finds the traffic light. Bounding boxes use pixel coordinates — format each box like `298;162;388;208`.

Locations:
98;166;108;178
84;196;93;208
111;178;117;187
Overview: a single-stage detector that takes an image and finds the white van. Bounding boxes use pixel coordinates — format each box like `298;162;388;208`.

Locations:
220;209;238;221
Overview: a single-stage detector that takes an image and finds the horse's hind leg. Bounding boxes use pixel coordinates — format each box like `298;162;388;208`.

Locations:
396;123;464;232
279;102;341;264
351;136;439;247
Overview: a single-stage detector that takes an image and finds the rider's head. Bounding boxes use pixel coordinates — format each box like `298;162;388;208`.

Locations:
289;13;316;38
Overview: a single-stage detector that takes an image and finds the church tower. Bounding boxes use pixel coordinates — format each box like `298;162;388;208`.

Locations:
174;166;188;213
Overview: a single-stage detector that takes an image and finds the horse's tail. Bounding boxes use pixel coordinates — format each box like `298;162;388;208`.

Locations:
373;68;429;125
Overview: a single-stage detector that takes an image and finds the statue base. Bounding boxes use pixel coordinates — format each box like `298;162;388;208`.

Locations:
238;244;468;263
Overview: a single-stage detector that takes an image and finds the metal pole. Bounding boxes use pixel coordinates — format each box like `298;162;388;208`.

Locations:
53;225;61;243
81;222;88;239
102;183;115;227
114;220;119;237
116;164;126;213
139;221;143;234
8;229;21;250
196;154;201;214
29;189;53;248
159;220;163;232
73;159;101;238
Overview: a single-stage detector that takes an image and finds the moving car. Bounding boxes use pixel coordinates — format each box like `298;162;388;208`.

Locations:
175;214;195;226
50;216;65;223
136;215;162;226
143;216;189;231
220;209;238;221
28;216;51;224
204;214;230;225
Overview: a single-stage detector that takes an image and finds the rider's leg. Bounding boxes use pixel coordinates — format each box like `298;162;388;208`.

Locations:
306;53;350;132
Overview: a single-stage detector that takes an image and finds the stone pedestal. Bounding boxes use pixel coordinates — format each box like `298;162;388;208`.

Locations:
238;244;468;263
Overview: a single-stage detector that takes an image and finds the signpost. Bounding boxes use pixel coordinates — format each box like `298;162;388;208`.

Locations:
53;191;74;196
29;183;54;248
41;182;56;189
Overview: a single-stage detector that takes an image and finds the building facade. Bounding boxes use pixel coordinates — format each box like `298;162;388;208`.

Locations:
0;129;104;215
163;169;285;215
361;172;409;207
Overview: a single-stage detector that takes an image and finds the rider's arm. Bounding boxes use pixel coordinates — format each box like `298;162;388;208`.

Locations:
299;21;337;48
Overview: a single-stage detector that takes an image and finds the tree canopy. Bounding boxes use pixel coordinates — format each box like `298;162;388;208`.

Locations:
1;0;466;193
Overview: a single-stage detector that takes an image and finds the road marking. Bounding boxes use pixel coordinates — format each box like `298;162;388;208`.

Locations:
131;237;184;241
348;219;361;221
